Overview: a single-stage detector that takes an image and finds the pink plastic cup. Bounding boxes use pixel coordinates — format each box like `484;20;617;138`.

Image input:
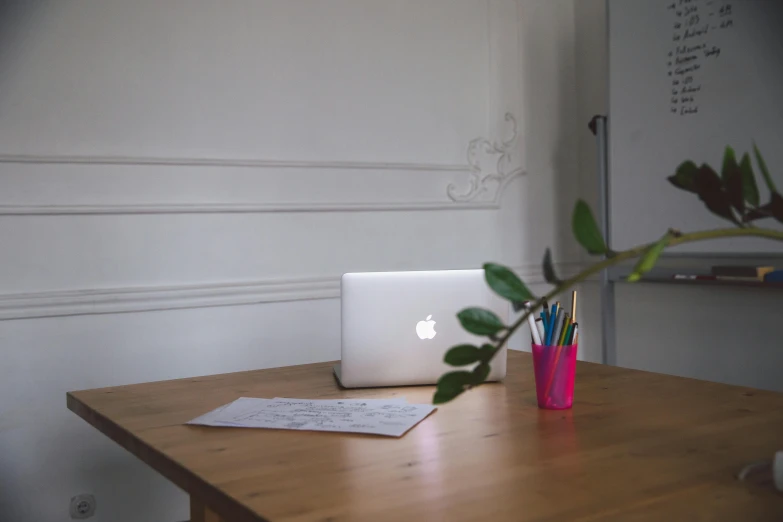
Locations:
531;343;577;410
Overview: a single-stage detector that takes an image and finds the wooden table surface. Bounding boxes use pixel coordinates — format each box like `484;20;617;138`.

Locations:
67;351;783;522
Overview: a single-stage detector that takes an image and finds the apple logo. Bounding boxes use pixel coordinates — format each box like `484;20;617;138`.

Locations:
416;315;437;340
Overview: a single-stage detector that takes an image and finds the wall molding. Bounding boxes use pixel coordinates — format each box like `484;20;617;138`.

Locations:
0;115;521;215
0;262;583;321
0;200;498;216
0;154;469;172
0;277;340;320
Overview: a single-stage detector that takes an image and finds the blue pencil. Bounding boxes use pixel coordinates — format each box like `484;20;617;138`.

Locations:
546;303;559;346
546;303;559;345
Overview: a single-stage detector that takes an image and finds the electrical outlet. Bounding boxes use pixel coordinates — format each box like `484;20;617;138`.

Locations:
69;494;96;519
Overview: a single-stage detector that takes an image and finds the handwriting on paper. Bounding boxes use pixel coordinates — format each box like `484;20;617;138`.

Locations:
187;397;436;438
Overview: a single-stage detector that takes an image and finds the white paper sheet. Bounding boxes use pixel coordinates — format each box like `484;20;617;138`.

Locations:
186;397;436;437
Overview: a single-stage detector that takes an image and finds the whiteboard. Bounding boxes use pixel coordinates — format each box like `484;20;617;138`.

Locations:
608;0;783;253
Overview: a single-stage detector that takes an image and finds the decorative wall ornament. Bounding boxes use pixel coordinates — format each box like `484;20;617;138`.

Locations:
447;112;525;203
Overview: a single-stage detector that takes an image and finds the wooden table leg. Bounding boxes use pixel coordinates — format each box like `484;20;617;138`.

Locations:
190;497;225;522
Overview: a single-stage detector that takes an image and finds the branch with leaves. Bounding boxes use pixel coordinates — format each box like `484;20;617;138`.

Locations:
433;145;783;405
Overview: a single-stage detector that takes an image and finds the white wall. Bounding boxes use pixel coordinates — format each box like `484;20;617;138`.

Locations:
0;1;585;521
574;0;783;389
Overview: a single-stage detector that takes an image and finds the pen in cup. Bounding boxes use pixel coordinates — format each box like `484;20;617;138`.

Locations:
525;302;542;345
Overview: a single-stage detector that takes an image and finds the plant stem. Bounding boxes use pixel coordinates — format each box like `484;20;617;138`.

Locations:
483;226;783;370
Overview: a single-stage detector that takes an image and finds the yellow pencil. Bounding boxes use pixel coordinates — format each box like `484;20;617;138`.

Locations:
571;290;577;320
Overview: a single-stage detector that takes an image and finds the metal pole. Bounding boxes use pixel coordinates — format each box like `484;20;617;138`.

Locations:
595;116;617;366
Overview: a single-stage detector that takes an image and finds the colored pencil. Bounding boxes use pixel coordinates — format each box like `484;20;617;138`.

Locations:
563;323;574;346
571;290;577;321
558;317;572;346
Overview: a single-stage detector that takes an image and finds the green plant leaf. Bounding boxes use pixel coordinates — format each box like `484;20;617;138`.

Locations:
743;206;772;222
769;192;783;224
725;167;744;214
720;146;738;183
444;344;481;366
694;165;740;225
472;362;490;384
483;263;535;302
542;248;563;285
572;199;608;255
694;164;723;192
433;371;473;404
478;343;495;363
744;185;783;223
754;143;778;194
627;233;672;282
667;160;699;193
457;307;506;336
739;153;760;208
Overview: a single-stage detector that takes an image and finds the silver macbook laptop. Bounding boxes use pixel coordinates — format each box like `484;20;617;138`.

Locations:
334;269;508;388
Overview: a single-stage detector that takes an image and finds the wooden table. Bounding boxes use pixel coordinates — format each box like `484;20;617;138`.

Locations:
67;351;783;521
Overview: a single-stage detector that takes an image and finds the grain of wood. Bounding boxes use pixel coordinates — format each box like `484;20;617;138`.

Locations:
67;351;783;521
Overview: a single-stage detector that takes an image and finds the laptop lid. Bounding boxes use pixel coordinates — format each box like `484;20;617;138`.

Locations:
337;269;509;388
